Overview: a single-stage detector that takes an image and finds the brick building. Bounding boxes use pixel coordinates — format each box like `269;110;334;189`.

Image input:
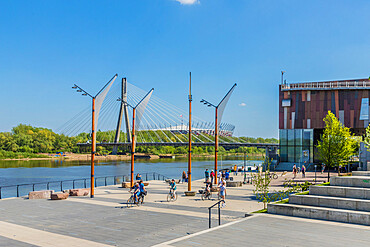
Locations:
279;78;370;169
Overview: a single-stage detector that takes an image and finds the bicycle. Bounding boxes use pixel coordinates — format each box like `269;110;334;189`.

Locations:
268;172;278;180
201;189;212;200
127;192;143;208
167;189;177;202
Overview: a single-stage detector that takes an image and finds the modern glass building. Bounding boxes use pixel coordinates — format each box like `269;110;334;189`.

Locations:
278;78;370;169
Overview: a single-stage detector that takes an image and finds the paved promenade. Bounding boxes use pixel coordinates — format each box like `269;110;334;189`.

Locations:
0;172;364;247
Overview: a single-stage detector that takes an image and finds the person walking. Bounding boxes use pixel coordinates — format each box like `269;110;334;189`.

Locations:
302;165;306;178
210;170;215;184
292;164;297;179
225;170;230;180
205;168;210;183
321;164;325;174
182;171;187;183
218;179;226;208
234;165;238;176
217;170;222;181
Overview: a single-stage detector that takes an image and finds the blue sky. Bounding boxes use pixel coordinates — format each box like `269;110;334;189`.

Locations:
0;0;369;138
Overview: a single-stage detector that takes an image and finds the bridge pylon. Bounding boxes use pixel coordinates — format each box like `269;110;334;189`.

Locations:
113;78;131;155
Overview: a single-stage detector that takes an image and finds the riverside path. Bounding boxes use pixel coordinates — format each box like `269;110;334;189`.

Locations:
0;173;368;247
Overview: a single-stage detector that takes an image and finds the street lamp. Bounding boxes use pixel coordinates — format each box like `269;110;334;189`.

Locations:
201;83;237;185
117;88;154;187
72;74;118;198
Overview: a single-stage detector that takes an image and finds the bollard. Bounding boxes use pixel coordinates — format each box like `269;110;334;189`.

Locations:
218;203;221;226
209;208;211;228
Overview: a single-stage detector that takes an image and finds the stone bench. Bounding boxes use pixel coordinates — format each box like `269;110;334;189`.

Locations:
51;192;69;200
29;190;54;199
69;189;90;196
226;181;243;187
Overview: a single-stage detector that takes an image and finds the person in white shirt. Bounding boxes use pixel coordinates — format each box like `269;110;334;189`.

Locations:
218;179;226;208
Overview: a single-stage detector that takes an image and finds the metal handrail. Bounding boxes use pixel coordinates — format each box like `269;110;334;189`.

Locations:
208;199;225;228
0;172;169;199
281;79;370;91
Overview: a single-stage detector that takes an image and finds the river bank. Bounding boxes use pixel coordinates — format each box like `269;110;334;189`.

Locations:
0;152;264;161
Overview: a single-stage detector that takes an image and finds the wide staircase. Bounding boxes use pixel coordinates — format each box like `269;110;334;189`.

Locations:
267;171;370;225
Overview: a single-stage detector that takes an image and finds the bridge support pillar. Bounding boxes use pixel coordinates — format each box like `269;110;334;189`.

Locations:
113;78;131;155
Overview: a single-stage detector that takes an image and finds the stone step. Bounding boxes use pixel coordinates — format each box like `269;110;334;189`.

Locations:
267;203;370;226
290;194;370;212
330;176;370;188
352;171;370;176
310;185;370;199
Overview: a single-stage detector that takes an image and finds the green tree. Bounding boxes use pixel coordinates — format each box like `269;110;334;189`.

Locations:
316;111;357;181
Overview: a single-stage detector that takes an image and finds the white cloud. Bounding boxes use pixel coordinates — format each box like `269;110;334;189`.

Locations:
176;0;199;5
239;102;246;107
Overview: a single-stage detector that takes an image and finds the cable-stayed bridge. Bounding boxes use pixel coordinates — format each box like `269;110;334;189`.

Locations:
57;77;278;152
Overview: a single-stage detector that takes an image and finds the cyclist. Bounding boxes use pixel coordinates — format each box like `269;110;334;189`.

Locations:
138;180;147;203
169;179;177;197
130;182;140;203
205;182;211;196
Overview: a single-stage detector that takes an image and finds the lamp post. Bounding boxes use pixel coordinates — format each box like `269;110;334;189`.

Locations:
188;72;192;192
200;83;237;185
72;74;118;198
118;88;154;187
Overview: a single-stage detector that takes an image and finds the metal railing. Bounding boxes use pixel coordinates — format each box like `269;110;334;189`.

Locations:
281;79;370;91
208;200;225;228
0;172;169;200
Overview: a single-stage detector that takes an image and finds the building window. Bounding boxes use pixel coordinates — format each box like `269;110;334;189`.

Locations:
279;129;313;163
307;91;311;101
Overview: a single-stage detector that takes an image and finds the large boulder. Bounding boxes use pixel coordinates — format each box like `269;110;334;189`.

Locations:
51;192;69;200
29;190;54;199
69;189;90;196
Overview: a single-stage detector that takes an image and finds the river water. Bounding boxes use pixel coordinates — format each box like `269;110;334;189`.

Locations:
0;157;262;198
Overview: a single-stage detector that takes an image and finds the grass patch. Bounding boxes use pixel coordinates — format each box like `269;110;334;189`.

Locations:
0;150;48;159
317;182;330;186
252;208;267;213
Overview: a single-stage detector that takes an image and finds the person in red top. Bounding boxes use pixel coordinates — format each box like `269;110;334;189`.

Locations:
210;170;215;184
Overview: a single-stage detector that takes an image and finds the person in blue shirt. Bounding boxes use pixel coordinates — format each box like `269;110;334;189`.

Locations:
139;180;147;201
169;179;177;197
225;170;230;180
205;169;210;182
131;182;140;203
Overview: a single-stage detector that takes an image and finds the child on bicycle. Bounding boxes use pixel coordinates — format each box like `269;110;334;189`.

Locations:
130;182;140;203
169;179;177;197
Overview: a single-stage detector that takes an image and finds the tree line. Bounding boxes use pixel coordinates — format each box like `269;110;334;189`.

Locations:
0;124;278;158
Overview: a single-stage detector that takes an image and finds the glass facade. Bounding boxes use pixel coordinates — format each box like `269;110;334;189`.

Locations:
279;129;313;163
